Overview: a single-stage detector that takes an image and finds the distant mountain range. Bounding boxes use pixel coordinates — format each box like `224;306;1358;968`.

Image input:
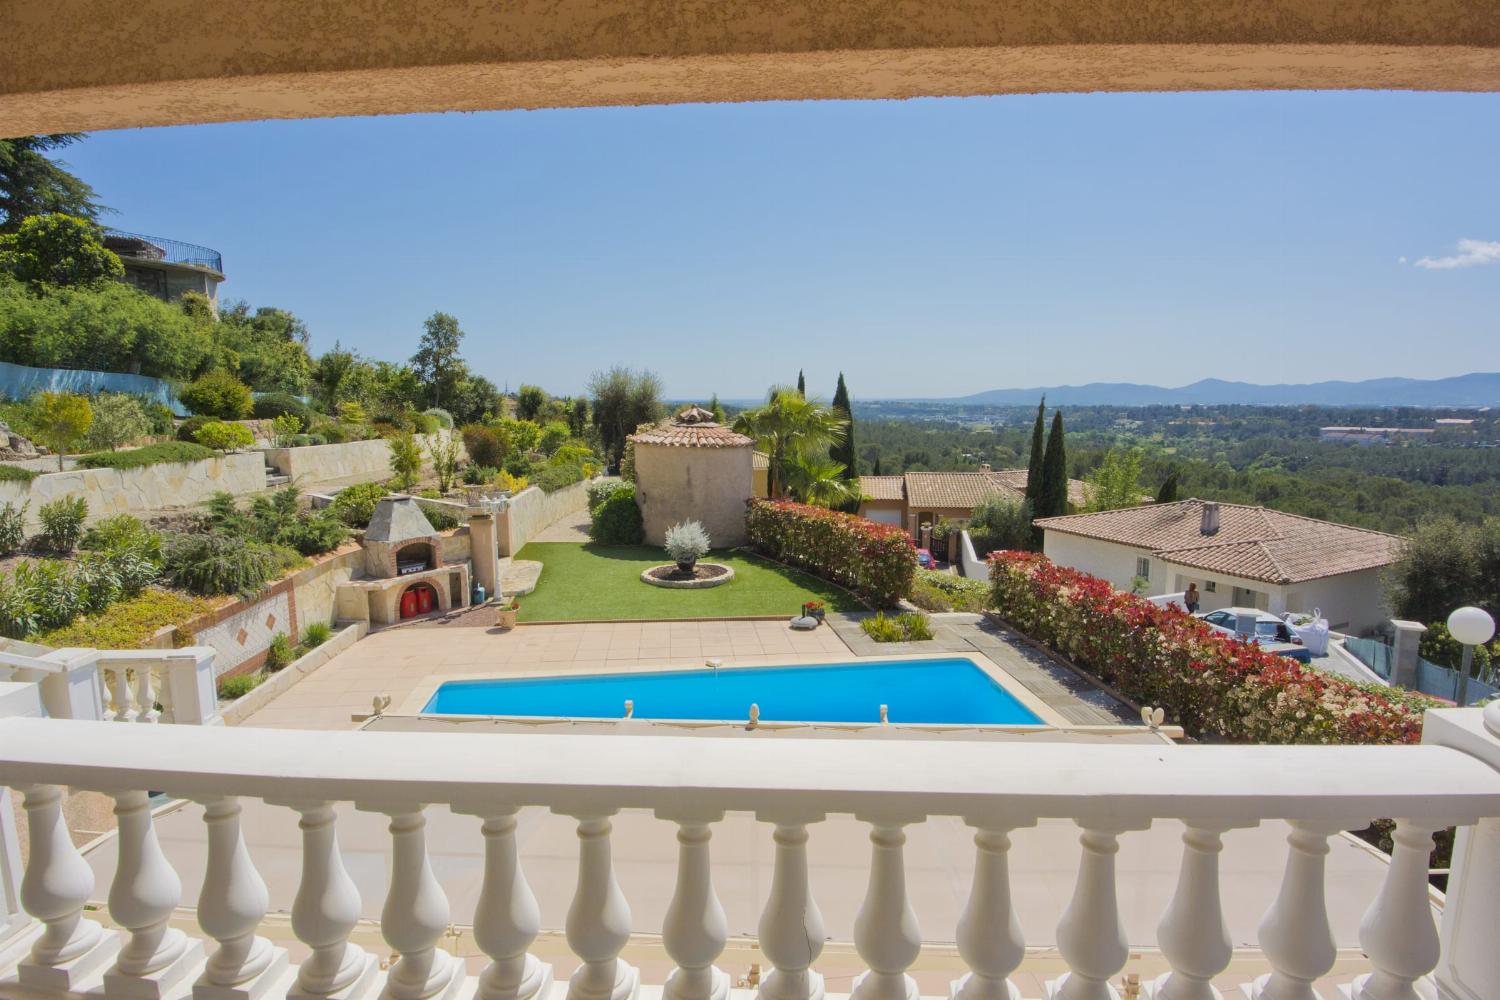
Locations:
943;372;1500;408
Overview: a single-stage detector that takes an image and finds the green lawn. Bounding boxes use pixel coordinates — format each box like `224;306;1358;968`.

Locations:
514;543;865;621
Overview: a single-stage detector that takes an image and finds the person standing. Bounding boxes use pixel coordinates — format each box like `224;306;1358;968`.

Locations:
1184;583;1201;613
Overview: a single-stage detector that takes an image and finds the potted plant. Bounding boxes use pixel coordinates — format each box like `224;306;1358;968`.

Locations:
802;600;826;621
497;598;520;629
664;519;711;576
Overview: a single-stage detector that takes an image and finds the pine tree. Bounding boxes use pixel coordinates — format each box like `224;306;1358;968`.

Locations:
796;370;806;396
1024;396;1046;504
1038;411;1068;518
830;372;856;479
1156;468;1180;504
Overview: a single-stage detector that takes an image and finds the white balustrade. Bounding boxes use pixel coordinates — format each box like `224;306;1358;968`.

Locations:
0;717;1498;1000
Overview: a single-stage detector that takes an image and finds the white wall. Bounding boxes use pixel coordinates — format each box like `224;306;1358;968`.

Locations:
1042;531;1155;593
0;452;267;531
496;477;593;555
1283;568;1389;634
262;430;462;489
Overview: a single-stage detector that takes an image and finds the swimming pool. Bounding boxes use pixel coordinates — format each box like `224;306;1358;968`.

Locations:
422;657;1043;725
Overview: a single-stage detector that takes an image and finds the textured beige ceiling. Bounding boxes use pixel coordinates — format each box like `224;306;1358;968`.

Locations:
3;1;1499;134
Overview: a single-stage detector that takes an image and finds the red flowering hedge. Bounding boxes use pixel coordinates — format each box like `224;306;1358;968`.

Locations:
989;551;1434;745
746;499;916;606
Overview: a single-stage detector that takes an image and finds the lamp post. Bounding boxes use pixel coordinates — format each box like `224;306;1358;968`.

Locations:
1446;606;1496;706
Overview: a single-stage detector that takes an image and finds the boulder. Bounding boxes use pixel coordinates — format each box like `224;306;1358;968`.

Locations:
0;420;44;461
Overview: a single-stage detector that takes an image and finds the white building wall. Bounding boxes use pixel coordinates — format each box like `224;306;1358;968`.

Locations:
1042;532;1157;593
1283;568;1390;635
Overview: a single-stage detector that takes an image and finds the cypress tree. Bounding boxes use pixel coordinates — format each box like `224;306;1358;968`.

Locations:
1038;411;1068;518
797;370;806;396
830;372;856;478
872;453;882;475
708;393;726;423
1156;469;1180;504
1024;396;1047;504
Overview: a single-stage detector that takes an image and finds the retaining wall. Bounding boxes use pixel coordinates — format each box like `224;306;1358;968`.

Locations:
496;477;592;555
261;430;462;488
0;452;267;531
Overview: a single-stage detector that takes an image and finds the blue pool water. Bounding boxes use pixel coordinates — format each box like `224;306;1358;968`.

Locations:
422;658;1043;725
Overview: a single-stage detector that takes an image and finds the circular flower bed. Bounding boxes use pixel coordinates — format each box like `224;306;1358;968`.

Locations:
640;563;735;589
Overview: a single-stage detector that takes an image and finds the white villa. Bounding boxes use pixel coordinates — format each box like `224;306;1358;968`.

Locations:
1034;499;1405;633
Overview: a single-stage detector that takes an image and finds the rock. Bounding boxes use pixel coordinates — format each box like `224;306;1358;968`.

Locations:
0;420;43;461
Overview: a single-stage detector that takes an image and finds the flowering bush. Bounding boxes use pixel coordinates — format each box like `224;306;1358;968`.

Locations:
989;551;1433;745
746;499;915;605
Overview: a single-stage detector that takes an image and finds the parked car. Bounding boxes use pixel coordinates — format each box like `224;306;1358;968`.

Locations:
915;547;934;568
1195;607;1313;662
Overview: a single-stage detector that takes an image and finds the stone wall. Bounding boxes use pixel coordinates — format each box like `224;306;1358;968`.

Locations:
633;445;752;548
0;452;267;531
261;430;461;489
495;478;592;555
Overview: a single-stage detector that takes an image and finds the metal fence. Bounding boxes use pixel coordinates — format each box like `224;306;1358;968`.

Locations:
1343;634;1499;704
103;229;223;272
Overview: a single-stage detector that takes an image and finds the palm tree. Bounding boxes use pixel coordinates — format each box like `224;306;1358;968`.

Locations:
732;386;847;499
785;452;859;507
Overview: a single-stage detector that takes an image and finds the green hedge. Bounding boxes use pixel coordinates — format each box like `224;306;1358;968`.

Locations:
745;499;915;605
77;442;218;470
534;462;585;493
0;465;37;483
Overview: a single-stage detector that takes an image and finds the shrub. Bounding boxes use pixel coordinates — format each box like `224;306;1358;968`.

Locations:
265;632;294;671
77;441;217;470
159;531;276;596
415;493;460;531
910;569;989;613
897;612;933;640
429;434;463;493
176;415;212;442
860;612;932;642
181;371;253;419
589;483;644;545
336;401;367;425
533;462;585;493
461;424;508;469
587;478;618;513
988;551;1434;744
0;465;37;483
278;512;351;555
81;514;161;559
1420;620;1494;673
36;587;212;649
412;412;439;435
84;393;149;452
539;421;570;455
37;495;87;551
0;546;162;639
142;401;175;436
463;464;497;485
195;420;254;453
0;501;26;555
303;621;333;648
28;391;92;465
664;520;711;563
968;495;1035;555
389;433;421;490
423;407;454;429
745;498;915;605
218;674;263;700
496;469;528;494
270;413;303;446
330;482;387;527
251;392;312;427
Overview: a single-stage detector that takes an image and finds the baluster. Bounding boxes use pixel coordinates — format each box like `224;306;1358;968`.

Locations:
376;807;464;1000
285;801;376;999
110;666;137;723
195;797;287;999
1349;820;1439;1000
98;669;116;721
135;666;160;724
473;811;553;1000
952;828;1024;1000
1050;827;1128;1000
851;822;920;1000
17;784;118;989
1247;822;1340;1000
565;814;639;1000
662;817;729;1000
157;671;176;725
757;822;826;1000
1148;825;1232;1000
105;789;204;996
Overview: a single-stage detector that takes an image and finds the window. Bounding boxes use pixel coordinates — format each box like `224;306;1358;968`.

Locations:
1204;581;1217;593
1135;557;1150;579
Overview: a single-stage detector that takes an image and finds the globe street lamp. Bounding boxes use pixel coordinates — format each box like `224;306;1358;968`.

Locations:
1447;606;1496;706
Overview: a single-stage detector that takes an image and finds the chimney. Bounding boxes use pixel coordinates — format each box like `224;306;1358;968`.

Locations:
979;463;992;473
1200;501;1220;536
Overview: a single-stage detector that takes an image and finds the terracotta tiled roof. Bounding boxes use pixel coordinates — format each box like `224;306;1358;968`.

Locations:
1034;499;1405;584
752;451;770;469
629;421;753;448
859;476;906;501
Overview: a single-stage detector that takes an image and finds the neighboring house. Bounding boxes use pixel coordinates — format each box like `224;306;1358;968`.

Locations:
752;450;770;497
1035;498;1404;633
103;229;225;315
1319;426;1435;445
858;465;1090;539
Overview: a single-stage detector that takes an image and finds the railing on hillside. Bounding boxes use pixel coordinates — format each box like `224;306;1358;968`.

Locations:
1344;635;1500;704
4;715;1500;1000
103;229;224;273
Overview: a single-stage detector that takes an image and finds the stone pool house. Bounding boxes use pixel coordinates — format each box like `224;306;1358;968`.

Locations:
630;407;754;547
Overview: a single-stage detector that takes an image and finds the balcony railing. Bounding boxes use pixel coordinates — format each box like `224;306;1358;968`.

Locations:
103;229;223;273
4;712;1500;1000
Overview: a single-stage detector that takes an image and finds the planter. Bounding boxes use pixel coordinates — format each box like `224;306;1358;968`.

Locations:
497;608;519;629
675;558;698;575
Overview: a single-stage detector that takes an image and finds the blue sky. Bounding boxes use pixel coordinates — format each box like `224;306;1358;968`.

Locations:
63;91;1499;400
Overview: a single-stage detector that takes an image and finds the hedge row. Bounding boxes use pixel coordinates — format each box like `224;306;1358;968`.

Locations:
745;498;915;605
988;551;1432;745
77;441;218;470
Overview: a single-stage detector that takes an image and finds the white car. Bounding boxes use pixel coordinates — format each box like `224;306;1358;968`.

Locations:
1194;607;1312;662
